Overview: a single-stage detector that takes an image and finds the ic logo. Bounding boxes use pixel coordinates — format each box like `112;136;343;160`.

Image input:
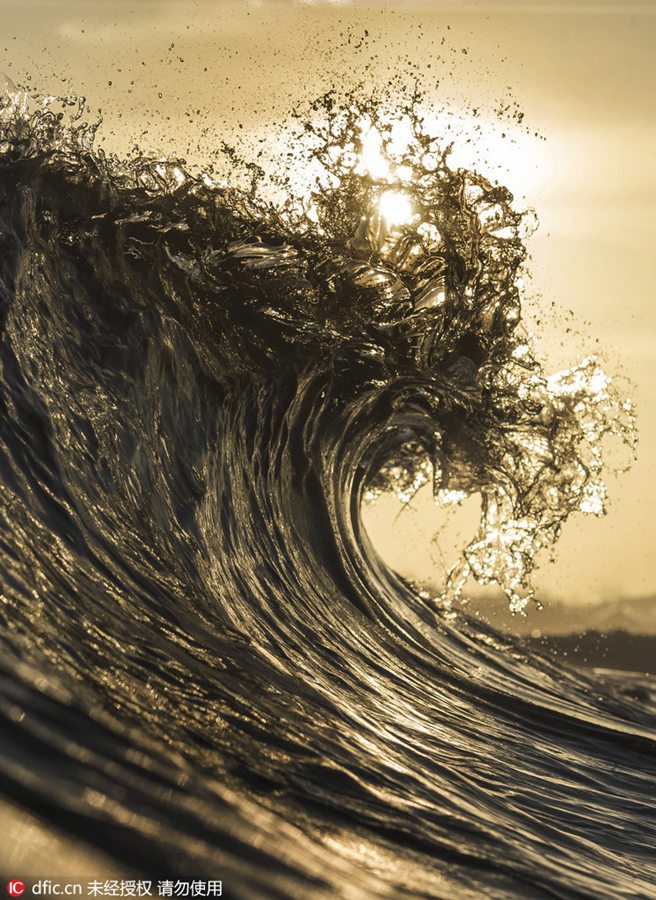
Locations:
7;882;25;897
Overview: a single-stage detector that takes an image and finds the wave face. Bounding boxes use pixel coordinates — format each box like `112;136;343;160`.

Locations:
0;88;655;898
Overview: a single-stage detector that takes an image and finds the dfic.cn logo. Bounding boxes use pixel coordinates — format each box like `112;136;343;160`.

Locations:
7;882;25;897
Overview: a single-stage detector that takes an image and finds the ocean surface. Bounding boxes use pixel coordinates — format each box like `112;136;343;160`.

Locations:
0;82;655;898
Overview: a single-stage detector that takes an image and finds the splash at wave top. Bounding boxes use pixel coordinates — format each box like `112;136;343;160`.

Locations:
0;82;654;898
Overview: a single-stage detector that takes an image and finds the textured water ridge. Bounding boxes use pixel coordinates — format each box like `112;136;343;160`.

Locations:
0;88;654;898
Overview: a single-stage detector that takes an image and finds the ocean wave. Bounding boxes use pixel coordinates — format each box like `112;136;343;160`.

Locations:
0;84;654;898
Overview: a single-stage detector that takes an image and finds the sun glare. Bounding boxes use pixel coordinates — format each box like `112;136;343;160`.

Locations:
379;190;414;227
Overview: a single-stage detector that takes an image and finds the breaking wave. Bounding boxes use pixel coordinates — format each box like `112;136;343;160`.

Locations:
0;82;654;898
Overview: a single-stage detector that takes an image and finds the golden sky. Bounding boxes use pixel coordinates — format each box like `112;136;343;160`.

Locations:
2;0;654;604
